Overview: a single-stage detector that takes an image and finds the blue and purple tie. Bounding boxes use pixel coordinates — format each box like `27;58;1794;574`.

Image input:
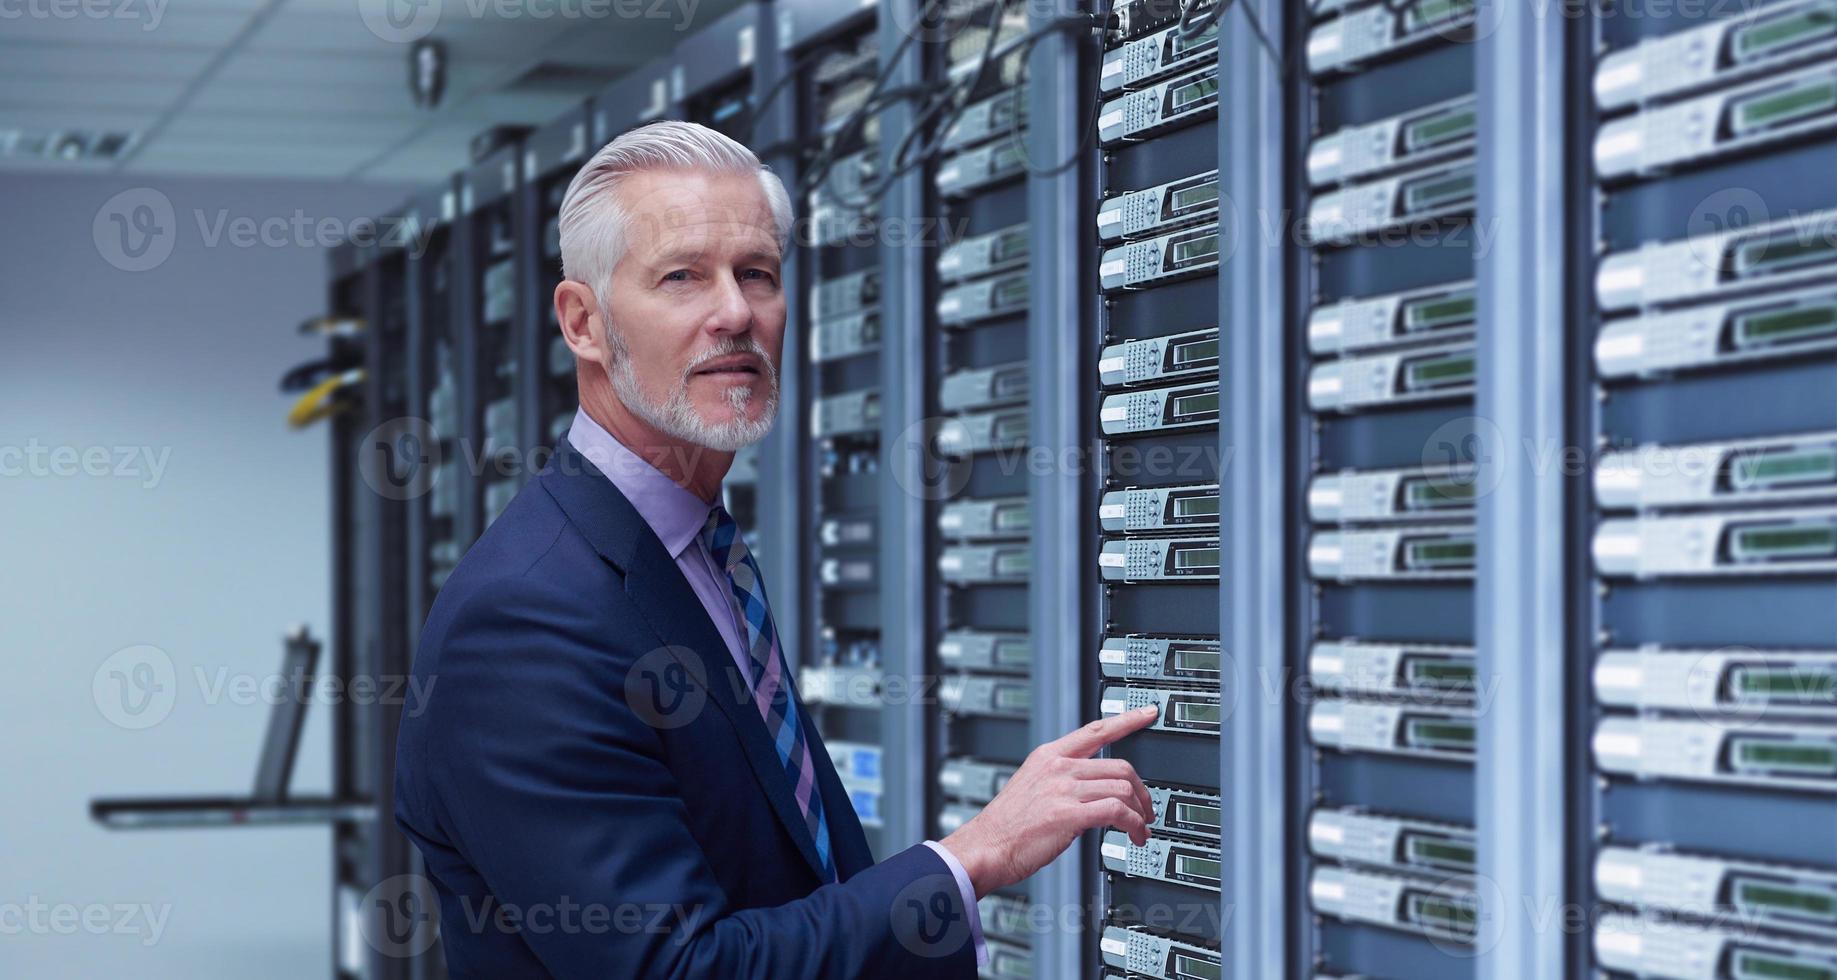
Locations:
700;506;836;882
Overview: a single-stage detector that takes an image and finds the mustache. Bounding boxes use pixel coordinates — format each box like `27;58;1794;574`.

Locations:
682;338;776;384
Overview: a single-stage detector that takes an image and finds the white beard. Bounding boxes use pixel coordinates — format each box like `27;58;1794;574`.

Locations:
604;324;779;453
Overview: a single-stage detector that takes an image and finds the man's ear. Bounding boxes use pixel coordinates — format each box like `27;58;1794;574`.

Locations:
553;280;604;363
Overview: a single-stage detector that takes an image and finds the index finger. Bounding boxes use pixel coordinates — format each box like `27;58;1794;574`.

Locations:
1052;705;1159;758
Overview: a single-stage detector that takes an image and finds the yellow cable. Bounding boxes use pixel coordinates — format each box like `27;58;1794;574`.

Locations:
287;368;366;429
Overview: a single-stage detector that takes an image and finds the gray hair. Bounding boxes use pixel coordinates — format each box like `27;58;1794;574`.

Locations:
557;120;793;299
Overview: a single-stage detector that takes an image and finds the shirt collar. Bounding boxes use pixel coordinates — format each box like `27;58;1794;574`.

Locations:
565;407;715;559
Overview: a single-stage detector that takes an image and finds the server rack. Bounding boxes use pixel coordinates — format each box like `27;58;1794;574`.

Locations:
1088;3;1227;978
1576;2;1837;978
515;104;592;460
791;0;897;857
922;2;1040;976
460;145;527;530
1281;1;1482;976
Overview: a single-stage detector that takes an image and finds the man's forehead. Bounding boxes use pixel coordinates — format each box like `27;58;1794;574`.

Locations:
620;173;778;254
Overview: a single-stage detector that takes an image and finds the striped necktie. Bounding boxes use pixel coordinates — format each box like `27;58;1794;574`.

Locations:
700;506;836;882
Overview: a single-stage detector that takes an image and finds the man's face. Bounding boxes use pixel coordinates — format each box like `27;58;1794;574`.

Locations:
598;169;786;451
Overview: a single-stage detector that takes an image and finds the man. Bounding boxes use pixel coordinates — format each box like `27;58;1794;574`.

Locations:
394;121;1161;978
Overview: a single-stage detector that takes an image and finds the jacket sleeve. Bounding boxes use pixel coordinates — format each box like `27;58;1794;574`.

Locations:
408;576;979;980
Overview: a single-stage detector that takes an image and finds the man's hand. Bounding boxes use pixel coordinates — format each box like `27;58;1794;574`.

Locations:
938;705;1160;897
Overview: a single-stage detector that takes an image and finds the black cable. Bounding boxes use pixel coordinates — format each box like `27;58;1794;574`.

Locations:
798;0;958;199
744;41;846;146
1004;9;1110;178
809;0;1012;209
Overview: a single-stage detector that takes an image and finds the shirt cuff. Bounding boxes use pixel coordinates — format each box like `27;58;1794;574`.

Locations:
921;839;990;968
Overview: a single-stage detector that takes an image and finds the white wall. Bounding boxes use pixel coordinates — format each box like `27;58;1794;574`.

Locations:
0;171;412;977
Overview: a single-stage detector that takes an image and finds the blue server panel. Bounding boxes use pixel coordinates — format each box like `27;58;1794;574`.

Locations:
519;107;591;460
925;3;1040;975
1583;1;1837;976
797;10;894;853
1289;0;1481;976
461;147;526;531
406;182;465;604
1093;0;1225;974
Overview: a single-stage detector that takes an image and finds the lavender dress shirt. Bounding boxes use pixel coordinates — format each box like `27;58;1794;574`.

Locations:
565;409;987;965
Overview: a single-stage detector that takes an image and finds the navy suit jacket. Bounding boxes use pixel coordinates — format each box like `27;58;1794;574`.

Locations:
394;439;978;978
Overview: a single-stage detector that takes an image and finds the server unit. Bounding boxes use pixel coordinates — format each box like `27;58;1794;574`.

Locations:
1580;0;1837;975
1091;0;1226;970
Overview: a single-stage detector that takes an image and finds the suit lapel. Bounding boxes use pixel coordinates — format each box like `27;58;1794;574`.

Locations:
539;439;831;883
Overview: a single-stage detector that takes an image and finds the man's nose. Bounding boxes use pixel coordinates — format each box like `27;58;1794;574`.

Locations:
705;275;754;335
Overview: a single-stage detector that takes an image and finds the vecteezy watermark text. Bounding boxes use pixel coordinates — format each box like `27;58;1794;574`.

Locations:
0;440;170;489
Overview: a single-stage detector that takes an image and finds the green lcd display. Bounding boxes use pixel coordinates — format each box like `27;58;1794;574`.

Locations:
1733;665;1837;703
1169;19;1221;57
1407;718;1476;750
1176;546;1221;569
996;275;1028;306
995;551;1031;576
1174;391;1220;418
993;229;1029;263
1730;521;1837;561
1735;878;1837;922
1175;701;1222;727
995;686;1031;711
1731;76;1837;136
1404;105;1478;152
1732;445;1837;491
1409;894;1478;935
992;142;1024;170
995;638;1030;666
861;316;883;344
1405;351;1477;390
1176;854;1221;883
1173;233;1220;265
996;413;1027;439
1171;77;1218;112
1733;2;1837;64
995;506;1030;531
1174;647;1221;675
1733;228;1837;278
1169;180;1220;216
1404;290;1478;332
1171;336;1220;368
1735;738;1837;776
1406;834;1478;872
1407;657;1478;690
994;371;1028;398
1174;800;1222;831
1175;954;1222;980
1175;493;1222;518
1732;299;1837;349
1402;168;1476;214
1404;475;1479;510
1406;0;1474;31
863;397;882;423
1735;951;1837;980
1406;536;1477;569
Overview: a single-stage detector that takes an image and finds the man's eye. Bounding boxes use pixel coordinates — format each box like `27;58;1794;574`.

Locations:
743;269;774;282
663;270;691;283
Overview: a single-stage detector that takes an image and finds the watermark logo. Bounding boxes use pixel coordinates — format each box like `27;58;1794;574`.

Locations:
890;418;970;502
1422;415;1505;502
362;874;442;958
93;187;177;273
889;873;972;958
624;646;709;730
1686;187;1769;271
359;0;441;43
93;644;177;730
360;417;443;501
